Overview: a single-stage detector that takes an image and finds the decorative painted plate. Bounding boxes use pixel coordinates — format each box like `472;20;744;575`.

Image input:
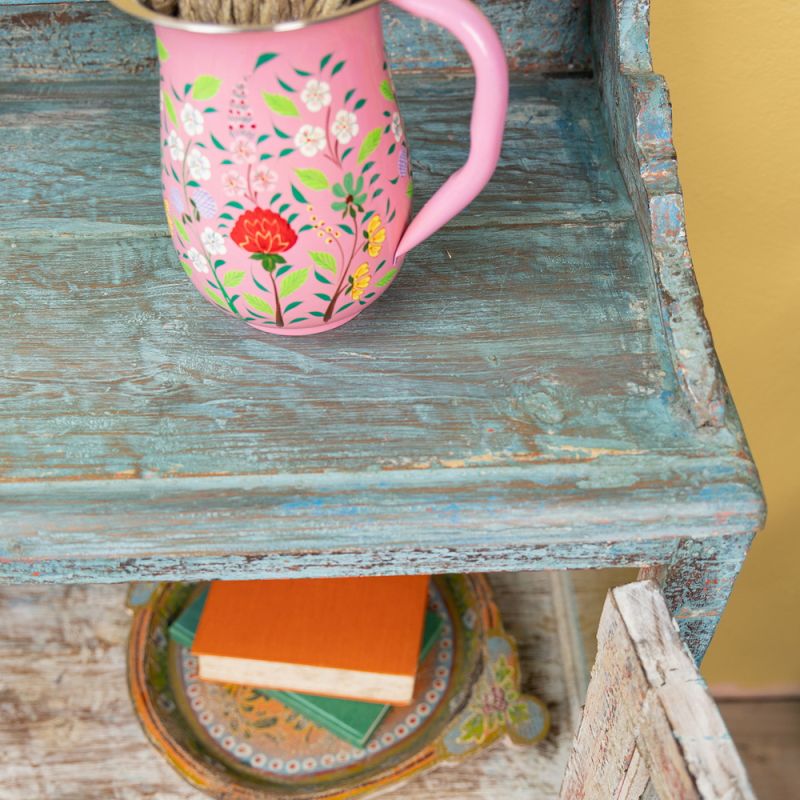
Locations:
127;575;549;799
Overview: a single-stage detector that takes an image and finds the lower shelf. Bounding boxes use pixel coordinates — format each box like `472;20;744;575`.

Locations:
0;572;592;798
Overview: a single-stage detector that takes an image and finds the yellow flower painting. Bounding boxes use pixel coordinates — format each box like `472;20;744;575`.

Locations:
350;263;371;301
365;215;386;257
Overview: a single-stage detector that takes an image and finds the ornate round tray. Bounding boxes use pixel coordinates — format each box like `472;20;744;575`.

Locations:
127;575;549;799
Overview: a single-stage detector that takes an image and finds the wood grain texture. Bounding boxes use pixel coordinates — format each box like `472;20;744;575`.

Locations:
592;0;731;430
0;76;633;236
0;72;764;583
0;572;579;799
0;0;591;78
560;580;756;799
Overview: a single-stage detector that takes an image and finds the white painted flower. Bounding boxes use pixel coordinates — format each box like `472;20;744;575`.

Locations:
167;130;185;161
252;166;278;193
181;103;204;136
231;135;257;165
300;79;331;112
294;124;326;157
186;247;208;273
201;227;226;256
391;111;403;143
187;148;211;181
221;170;246;196
331;109;359;145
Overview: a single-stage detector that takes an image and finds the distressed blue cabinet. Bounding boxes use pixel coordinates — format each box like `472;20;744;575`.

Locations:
0;0;764;663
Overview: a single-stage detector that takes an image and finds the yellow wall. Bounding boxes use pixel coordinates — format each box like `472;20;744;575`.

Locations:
651;0;800;692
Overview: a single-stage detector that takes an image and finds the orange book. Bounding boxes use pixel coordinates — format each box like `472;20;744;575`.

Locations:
191;575;430;705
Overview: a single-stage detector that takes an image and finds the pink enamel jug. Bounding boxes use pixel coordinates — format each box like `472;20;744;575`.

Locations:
111;0;509;335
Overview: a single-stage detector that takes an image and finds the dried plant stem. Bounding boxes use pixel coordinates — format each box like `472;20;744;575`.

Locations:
144;0;354;24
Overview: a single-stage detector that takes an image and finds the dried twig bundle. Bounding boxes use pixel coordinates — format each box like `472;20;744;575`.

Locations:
142;0;356;24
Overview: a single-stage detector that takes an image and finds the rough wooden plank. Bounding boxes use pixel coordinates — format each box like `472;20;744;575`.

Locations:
615;748;651;799
0;456;763;583
559;586;646;798
0;0;591;79
0;75;633;238
615;582;757;799
0;212;678;481
649;534;754;664
0;70;764;581
0;573;579;798
560;581;756;799
591;0;730;430
0;2;158;79
551;572;590;729
0;585;189;798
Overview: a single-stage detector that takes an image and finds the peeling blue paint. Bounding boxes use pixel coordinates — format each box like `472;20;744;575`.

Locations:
0;0;764;669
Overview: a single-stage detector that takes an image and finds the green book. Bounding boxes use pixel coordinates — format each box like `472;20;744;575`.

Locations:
168;588;442;747
267;610;443;747
168;586;209;648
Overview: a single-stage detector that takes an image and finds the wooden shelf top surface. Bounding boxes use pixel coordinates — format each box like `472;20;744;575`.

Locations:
0;71;762;580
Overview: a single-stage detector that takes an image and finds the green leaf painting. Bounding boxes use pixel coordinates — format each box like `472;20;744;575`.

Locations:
163;92;178;127
358;127;382;163
204;287;227;308
173;217;189;242
460;714;485;743
263;93;300;117
255;52;278;70
181;261;193;277
279;268;309;298
309;251;337;273
223;271;244;288
243;293;275;315
379;79;394;102
156;38;169;62
291;184;308;204
376;268;398;287
192;76;222;101
294;168;329;191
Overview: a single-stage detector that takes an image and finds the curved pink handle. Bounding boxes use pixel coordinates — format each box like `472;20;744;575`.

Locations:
389;0;509;260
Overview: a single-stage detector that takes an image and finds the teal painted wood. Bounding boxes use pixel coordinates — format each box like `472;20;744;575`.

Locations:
647;534;754;663
592;0;729;430
0;69;764;589
590;0;764;663
0;0;765;671
0;454;761;579
0;0;591;79
0;77;632;238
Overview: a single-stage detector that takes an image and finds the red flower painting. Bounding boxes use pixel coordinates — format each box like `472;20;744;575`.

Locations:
231;207;299;328
231;207;297;260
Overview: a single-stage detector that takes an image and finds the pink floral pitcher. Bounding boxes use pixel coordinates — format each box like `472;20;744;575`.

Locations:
112;0;509;335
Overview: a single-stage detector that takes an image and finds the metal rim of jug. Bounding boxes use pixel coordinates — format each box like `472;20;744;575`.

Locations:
108;0;384;34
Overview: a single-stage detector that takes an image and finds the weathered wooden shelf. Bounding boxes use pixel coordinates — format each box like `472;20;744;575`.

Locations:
0;0;764;664
0;572;589;799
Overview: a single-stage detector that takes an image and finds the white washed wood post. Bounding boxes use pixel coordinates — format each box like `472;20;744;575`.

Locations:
560;580;756;800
